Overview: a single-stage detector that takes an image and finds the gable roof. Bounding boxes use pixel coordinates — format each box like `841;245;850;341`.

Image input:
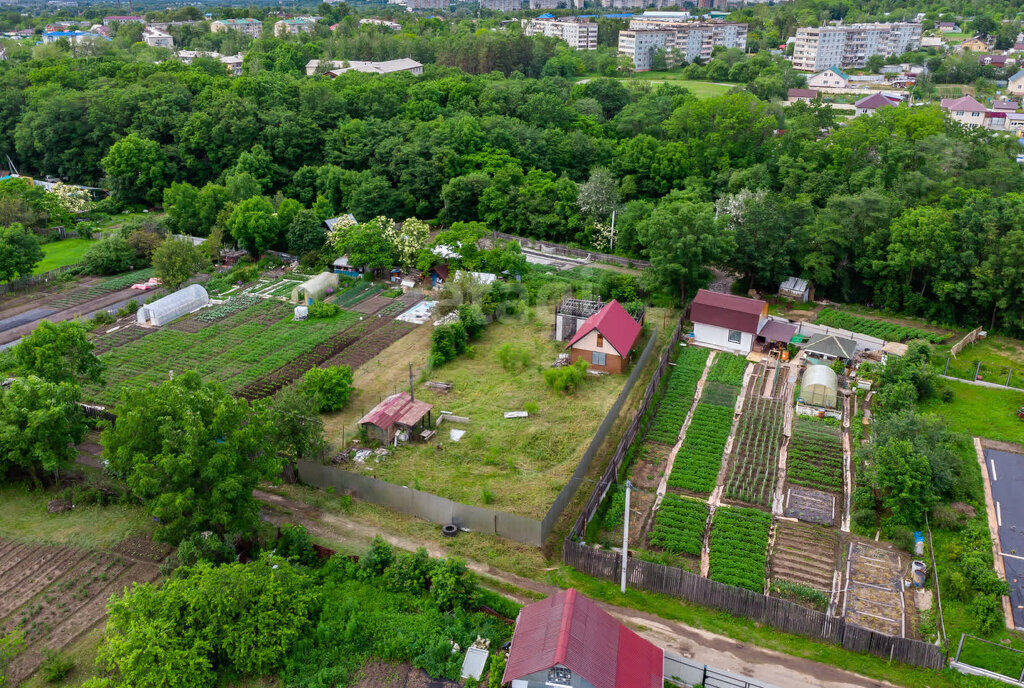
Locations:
358;391;432;430
940;94;987;112
1010;69;1024;82
994;100;1019;110
690;289;765;334
979;54;1007;65
758;319;797;343
502;589;663;688
779;276;809;293
855;93;898;110
788;88;818;99
565;299;642;357
817;66;849;80
805;333;857;359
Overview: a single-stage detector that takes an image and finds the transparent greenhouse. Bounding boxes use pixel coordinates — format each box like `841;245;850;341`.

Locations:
800;364;838;409
291;272;339;304
137;284;209;326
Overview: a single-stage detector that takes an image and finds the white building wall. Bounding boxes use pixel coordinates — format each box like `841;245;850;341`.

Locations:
693;322;754;354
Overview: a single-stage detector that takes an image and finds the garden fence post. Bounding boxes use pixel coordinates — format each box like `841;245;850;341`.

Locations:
975;361;981;381
620;480;631;594
954;633;965;663
943;357;950;375
1007;369;1013;388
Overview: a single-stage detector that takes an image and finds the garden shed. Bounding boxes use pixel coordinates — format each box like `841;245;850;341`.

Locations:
358;391;433;445
291;272;339;304
136;284;209;327
800;364;838;409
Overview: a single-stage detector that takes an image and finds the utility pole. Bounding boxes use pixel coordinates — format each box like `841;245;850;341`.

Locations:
620;479;631;593
609;209;616;252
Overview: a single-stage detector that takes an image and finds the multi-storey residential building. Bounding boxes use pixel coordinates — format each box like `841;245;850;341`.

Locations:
405;0;447;10
102;15;143;26
524;17;598;50
359;18;402;30
274;17;316;36
528;0;583;10
142;26;174;48
210;18;263;38
600;0;671;9
479;0;519;11
617;18;747;69
791;22;922;72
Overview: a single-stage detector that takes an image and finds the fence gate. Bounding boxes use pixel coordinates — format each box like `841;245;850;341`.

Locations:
951;633;1024;685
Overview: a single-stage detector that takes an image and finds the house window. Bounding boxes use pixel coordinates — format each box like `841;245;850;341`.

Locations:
592;351;607;366
727;329;742;344
596;333;604;347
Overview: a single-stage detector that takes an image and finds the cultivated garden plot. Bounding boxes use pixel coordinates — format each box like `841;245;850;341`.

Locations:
814;308;947;344
722;395;785;508
666;403;734;495
768;521;839;611
645;345;710;445
842;541;906;637
47;269;156;311
648;494;710;559
321;319;419;371
88;300;359;405
786;417;844;494
0;536;161;685
783;486;837;526
708;506;772;592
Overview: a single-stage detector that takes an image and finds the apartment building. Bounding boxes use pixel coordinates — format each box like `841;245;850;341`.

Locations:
524;17;597;50
599;0;672;8
274;17;316;36
618;18;747;69
405;0;447;10
528;0;583;10
210;18;263;38
102;15;143;26
479;0;520;11
141;25;173;48
791;22;922;72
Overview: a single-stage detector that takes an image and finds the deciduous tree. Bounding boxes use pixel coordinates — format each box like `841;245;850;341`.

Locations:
11;320;103;385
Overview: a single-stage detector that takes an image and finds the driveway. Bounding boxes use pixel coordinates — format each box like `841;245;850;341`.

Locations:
982;448;1024;629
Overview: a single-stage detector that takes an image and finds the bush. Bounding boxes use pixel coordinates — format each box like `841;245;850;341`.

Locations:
430;322;468;367
853;507;877;531
488;652;507;688
887;525;915;553
175;532;235;567
458;303;487;339
972;594;1005;635
495;343;531;372
543;359;588;393
308;300;341;319
116;300;140;318
302;365;354;412
931;504;962;530
40;649;75;683
381;547;431;595
276;524;318;566
429;557;475;612
81;237;137;275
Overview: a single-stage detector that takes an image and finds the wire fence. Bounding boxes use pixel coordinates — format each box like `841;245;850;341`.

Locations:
0;264;81;297
941;358;1024;391
951;633;1024;685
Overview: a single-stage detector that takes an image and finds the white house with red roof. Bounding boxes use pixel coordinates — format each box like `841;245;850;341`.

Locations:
854;92;900;116
940;94;988;128
503;588;663;688
564;299;642;374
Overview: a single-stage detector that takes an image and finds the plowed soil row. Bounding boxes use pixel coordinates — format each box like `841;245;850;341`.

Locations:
321;320;418;370
237;316;398;400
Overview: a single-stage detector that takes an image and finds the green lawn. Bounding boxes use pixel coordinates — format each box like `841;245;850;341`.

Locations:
625;74;736;98
35;238;95;274
933;335;1024;389
920;378;1024;446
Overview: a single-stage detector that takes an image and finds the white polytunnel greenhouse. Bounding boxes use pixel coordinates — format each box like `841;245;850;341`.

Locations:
799;364;838;409
137;284;210;327
291;272;339;304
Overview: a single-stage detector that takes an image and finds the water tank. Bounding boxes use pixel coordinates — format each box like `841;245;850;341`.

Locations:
294;306;308;321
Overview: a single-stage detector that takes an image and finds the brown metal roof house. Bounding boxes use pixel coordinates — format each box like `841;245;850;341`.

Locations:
689;289;768;354
358;392;433;445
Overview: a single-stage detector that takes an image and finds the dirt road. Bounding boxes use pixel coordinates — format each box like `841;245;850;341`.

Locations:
255;490;895;688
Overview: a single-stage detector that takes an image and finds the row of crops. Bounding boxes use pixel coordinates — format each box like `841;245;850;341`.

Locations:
708;506;773;592
648;494;709;556
647;346;711;444
724;394;786;507
814;308;946;344
787;417;844;492
666;353;747;494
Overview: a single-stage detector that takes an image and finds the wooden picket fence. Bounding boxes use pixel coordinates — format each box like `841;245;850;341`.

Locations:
0;264;81;296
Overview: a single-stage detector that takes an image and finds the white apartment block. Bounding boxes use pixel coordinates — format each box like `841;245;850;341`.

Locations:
142;25;174;48
210;18;263;38
528;0;583;9
479;0;519;10
273;17;316;36
791;22;922;72
405;0;447;10
618;19;747;69
524;18;598;50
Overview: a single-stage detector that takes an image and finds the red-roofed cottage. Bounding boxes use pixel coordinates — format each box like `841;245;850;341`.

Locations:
358;391;433;444
564;299;642;374
689;289;767;354
503;588;663;688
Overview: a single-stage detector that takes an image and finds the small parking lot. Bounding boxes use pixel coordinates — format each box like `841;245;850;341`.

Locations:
982;448;1024;630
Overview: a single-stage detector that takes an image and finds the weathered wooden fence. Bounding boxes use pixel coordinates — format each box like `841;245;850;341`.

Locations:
564;540;945;669
0;264;81;297
490;230;652;270
951;326;984;358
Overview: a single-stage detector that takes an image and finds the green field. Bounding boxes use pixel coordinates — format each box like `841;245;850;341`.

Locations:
35;238;95;274
87;300;359;405
920;378;1024;446
624;74;736;98
351;317;633;518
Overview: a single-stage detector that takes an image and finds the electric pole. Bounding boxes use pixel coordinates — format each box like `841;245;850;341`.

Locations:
620;479;631;593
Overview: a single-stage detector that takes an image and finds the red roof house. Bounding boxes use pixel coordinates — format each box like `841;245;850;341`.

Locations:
564;299;642;373
358;391;432;444
503;588;663;688
689;289;767;354
854;93;899;115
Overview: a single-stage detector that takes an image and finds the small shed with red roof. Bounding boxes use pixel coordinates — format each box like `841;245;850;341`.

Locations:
358;391;433;444
503;588;663;688
564;299;642;374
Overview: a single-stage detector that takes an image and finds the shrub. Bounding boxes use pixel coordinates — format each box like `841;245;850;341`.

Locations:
116;300;140;318
429;557;475;612
853;508;877;531
276;524;318;566
302;365;354;412
308;300;341;319
430;322;468;367
495;343;531;372
175;531;235;567
458;303;487;339
543;359;588;393
89;311;117;329
488;652;507;688
40;649;75;683
887;525;915;553
972;594;1005;635
382;548;431;595
82;237;137;275
931;504;962;530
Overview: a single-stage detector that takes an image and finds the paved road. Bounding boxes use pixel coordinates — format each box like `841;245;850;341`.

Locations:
983;448;1024;630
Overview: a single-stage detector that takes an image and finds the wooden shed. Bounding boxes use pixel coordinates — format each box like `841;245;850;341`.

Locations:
358;392;433;445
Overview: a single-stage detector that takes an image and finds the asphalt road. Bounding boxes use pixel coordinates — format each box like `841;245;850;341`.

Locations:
983;448;1024;630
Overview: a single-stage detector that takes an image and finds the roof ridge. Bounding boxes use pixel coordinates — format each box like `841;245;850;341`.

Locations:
555;588;576;664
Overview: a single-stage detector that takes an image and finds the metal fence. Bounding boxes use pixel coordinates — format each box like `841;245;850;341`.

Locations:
490;230;652;270
665;653;781;688
296;326;660;547
951;633;1024;685
564;541;946;669
0;263;81;297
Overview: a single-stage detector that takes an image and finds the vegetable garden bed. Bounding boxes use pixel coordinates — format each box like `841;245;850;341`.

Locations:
666;402;733;494
814;308;945;344
705;352;748;385
646;346;710;444
49;269;156;310
723;396;785;507
708;506;772;592
648;494;709;556
787;417;843;493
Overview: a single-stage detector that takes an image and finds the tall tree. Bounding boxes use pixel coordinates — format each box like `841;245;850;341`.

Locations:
152;237;205;289
0;376;87;485
101;134;171;206
225;196;279;256
10;320;103;385
0;223;43;283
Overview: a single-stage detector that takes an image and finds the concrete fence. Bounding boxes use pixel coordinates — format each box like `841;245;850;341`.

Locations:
490;230;652;270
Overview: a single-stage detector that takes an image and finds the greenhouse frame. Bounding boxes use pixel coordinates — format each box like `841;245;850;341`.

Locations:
799;364;838;409
137;284;210;327
291;272;339;304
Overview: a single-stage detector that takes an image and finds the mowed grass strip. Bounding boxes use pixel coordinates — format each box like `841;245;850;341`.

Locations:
35;238;95;274
920;378;1024;446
